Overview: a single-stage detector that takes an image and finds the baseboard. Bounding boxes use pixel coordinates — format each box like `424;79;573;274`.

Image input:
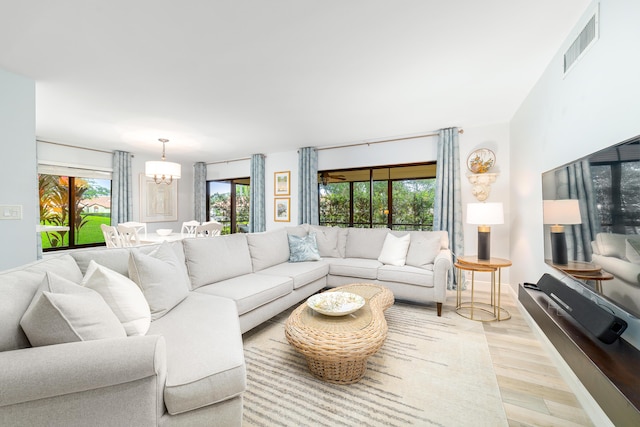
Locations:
506;284;615;427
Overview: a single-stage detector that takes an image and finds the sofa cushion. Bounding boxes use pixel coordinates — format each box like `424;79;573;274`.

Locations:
285;224;309;237
72;241;190;282
183;234;253;289
377;264;435;287
328;258;382;279
82;260;151;336
20;272;126;347
378;232;410;266
0;254;84;351
345;227;389;259
195;274;293;315
147;293;245;415
288;233;321;262
246;228;290;271
257;261;329;289
128;243;189;320
626;237;640;264
308;225;341;258
405;231;444;269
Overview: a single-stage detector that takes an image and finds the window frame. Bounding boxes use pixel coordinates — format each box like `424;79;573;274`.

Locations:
318;162;437;230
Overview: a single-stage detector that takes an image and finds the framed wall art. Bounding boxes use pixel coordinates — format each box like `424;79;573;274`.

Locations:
274;197;290;222
140;174;178;222
274;171;290;196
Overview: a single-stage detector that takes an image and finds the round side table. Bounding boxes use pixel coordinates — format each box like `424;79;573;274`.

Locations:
456;256;512;321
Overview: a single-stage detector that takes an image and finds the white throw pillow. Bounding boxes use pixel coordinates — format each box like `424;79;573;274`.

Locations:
83;260;151;336
129;242;189;320
378;233;411;266
405;232;442;269
20;272;126;347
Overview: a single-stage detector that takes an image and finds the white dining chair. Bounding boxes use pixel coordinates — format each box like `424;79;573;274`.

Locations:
100;224;122;248
195;221;222;237
118;221;147;239
117;224;141;247
181;220;200;237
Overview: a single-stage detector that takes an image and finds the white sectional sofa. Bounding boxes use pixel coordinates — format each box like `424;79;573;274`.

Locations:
591;232;640;315
0;224;451;426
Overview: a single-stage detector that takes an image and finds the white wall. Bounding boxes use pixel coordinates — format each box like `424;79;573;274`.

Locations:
510;0;640;345
0;68;36;270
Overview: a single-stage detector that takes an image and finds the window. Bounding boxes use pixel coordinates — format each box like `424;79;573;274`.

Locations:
207;178;250;234
591;158;640;234
319;163;437;230
38;173;112;250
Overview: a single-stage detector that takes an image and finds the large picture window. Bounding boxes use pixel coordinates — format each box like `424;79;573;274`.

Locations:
319;163;437;230
38;173;112;250
207;178;250;234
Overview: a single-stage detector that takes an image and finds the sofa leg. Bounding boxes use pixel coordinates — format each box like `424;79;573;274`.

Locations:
436;302;442;317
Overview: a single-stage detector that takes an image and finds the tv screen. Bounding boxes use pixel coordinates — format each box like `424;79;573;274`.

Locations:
542;135;640;322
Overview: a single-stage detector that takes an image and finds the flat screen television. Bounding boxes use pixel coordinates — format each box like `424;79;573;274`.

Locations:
542;134;640;347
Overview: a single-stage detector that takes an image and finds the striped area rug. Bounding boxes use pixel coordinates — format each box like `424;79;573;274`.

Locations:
242;302;507;427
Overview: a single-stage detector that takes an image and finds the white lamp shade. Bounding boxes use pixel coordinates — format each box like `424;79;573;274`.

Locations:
145;160;181;180
543;200;581;224
467;202;504;225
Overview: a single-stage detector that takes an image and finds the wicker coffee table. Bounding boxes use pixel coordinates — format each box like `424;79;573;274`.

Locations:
284;283;394;384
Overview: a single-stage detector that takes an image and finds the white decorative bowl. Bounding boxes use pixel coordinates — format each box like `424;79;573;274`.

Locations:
156;229;172;236
307;292;365;316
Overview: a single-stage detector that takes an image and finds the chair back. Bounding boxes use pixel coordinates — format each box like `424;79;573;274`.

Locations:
195;221;223;237
117;225;141;247
101;224;122;248
118;221;147;239
181;220;200;237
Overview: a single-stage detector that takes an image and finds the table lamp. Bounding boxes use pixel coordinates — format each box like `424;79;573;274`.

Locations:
543;199;582;265
467;202;504;261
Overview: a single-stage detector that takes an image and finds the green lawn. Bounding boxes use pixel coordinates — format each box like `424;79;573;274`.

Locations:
41;214;110;249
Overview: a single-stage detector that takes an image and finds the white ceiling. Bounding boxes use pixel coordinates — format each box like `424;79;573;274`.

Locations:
0;0;590;163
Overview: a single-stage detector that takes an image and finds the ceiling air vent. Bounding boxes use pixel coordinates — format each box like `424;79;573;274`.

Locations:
564;7;599;76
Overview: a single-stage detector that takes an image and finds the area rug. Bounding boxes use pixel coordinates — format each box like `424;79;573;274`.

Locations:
242;302;508;426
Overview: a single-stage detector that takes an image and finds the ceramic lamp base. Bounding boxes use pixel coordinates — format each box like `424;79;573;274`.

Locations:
477;227;491;261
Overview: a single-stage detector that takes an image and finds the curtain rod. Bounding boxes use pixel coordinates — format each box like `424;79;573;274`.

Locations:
316;128;464;152
37;139;114;155
206;156;252;166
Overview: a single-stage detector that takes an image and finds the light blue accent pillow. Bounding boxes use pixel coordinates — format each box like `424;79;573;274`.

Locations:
288;233;321;263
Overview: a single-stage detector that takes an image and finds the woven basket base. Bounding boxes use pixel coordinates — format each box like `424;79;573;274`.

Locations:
306;357;367;384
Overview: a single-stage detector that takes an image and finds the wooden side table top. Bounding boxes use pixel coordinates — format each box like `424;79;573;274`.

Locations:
458;255;512;269
545;259;602;273
566;270;614;281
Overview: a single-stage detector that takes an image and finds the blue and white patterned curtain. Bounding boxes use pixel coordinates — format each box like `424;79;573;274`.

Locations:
111;150;132;225
250;154;266;232
555;160;600;261
298;147;319;225
433;127;464;289
194;162;207;223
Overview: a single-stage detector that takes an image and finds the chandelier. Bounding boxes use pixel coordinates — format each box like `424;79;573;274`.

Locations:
145;138;181;184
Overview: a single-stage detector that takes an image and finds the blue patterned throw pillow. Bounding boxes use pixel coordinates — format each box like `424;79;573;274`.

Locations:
288;233;321;262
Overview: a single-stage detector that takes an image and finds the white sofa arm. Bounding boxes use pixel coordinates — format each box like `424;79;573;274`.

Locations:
433;248;453;302
0;335;167;425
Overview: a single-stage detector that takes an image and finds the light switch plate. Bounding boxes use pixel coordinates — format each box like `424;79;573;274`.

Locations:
0;205;23;220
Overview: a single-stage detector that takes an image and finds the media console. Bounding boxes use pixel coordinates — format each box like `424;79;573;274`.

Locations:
519;284;640;426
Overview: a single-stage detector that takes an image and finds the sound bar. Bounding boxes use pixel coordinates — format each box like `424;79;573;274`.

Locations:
536;273;628;344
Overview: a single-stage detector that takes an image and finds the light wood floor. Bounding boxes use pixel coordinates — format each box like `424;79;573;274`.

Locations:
450;287;598;427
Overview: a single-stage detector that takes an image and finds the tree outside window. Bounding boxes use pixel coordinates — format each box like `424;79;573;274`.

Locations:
39;174;112;250
319;163;436;230
207;178;250;234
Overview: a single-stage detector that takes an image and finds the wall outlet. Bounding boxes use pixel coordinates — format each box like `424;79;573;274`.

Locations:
0;205;22;220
